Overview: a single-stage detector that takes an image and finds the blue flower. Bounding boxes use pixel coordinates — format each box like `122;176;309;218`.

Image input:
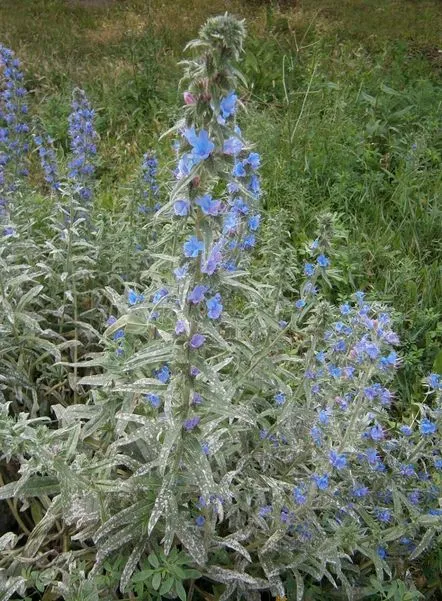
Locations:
274;391;286;406
352;484;369;498
317;254;330;268
128;289;144;305
310;426;322;445
377;546;387;560
258;505;273;518
175;320;187;335
340;303;351;315
183;416;201;431
420;418;437;436
190;334;205;349
206;293;223;319
195;193;221;216
245;152;260;170
201;441;210;455
155;364;170;384
201;242;223;275
374;508;392;523
369;423;384;441
174;264;189;280
318;409;330;425
183;127;214;162
220;91;237;119
313;474;329;490
195;515;205;527
188;285;208;305
223;136;243;155
174;199;190;216
152;288;168;304
329;451;347;470
144;393;161;409
293;486;307;505
113;329;125;341
295;299;306;310
232;162;246;177
304;263;315;277
183;236;204;258
426;373;441;390
248;214;261;231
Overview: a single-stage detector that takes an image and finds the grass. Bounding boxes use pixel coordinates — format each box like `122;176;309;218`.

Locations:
0;0;441;401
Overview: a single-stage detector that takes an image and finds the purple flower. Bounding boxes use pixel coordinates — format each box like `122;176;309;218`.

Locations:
223;136;243;155
258;505;272;518
155;364;170;384
293;486;307;505
420;418;437;436
152;288;168;304
369;423;384;441
313;474;329;490
183;236;204;258
195;515;205;527
192;392;203;405
183;127;214;162
183;416;201;431
128;289;144;305
106;315;117;326
190;334;205;349
206;293;223;319
175;319;188;335
274;391;286;406
374;508;392;523
188;285;208;304
174;264;189;280
317;254;330;268
201;242;223;275
426;373;441;390
245;152;260;169
174;199;190;216
144;393;161;408
304;263;315;277
232;162;246;177
195;194;221;216
329;451;347;470
248;214;261;231
352;485;369;498
220;92;237;119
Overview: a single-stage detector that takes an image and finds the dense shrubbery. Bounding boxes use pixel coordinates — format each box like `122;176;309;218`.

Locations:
0;15;441;601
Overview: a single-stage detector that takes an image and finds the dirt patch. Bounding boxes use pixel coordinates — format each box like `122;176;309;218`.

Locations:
67;0;116;7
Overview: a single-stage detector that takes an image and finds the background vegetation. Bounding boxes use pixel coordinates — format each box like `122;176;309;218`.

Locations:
0;0;441;599
0;0;440;404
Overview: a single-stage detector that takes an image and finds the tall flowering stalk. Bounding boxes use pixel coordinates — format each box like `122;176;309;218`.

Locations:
68;88;97;204
0;44;29;233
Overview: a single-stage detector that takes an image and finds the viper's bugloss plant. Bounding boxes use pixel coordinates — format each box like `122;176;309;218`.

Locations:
0;44;29;232
0;15;441;601
68;88;97;203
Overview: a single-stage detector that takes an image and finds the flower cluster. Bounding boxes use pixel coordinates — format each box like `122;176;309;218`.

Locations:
139;151;160;214
67;88;97;202
34;134;61;192
0;44;29;226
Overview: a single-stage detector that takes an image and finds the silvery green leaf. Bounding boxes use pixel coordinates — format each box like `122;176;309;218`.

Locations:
409;527;436;560
120;539;148;592
148;476;173;536
206;567;268;589
213;536;251;562
0;532;18;551
0;575;27;601
174;520;207;565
